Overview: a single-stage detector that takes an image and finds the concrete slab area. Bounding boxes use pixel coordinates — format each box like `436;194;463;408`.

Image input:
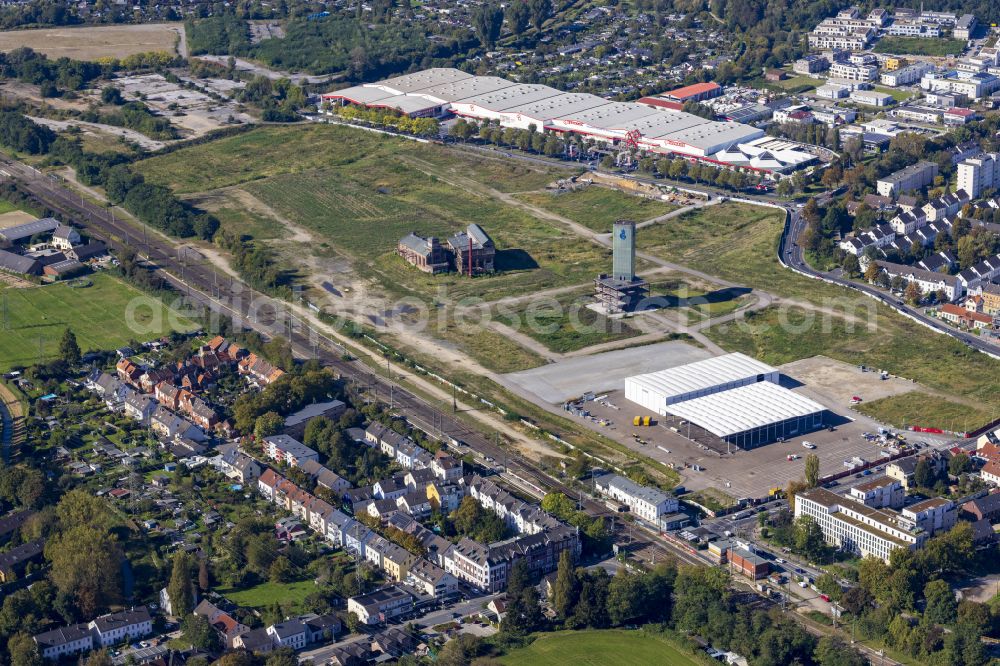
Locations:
502;339;711;404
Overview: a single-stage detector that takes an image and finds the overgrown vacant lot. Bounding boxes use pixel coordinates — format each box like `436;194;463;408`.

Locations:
517;187;677;232
137;125;608;301
0;273;195;370
0;23;181;60
653;203;1000;427
856;392;993;434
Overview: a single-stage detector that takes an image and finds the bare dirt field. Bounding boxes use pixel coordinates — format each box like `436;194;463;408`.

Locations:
0;211;37;229
0;23;182;60
779;355;918;406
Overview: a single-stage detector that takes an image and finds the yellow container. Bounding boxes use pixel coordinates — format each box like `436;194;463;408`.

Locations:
633;416;642;426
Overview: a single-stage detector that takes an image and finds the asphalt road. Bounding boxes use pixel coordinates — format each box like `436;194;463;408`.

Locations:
779;204;1000;362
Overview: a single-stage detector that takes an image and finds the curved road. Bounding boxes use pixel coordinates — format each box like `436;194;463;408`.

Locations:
779;205;1000;361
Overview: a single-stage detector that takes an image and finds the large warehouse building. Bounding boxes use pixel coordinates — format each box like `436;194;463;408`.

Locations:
624;353;826;449
323;68;766;161
624;352;779;410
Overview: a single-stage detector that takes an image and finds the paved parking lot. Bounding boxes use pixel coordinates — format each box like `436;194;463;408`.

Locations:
502;340;710;403
558;355;954;500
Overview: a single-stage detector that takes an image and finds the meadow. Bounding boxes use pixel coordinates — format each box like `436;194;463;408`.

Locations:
0;23;181;60
516;187;678;232
873;36;967;56
0;273;195;370
496;292;643;354
499;630;702;666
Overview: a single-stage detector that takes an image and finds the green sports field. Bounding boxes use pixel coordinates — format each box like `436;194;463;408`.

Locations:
0;273;195;369
500;630;703;666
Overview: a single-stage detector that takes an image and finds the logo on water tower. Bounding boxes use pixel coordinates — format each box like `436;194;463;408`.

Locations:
619;228;628;240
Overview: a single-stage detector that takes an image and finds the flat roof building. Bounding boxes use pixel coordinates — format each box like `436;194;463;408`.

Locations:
625;352;779;411
795;487;926;562
663;381;826;449
325;70;765;163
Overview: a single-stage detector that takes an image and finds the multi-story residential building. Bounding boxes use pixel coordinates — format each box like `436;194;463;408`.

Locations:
795;488;925;562
981;283;1000;315
348;586;414;625
365;422;416;460
892;105;943;124
875;261;964;301
267;620;308;650
405;558;459;598
124;392;157;425
886;452;948;489
829;62;878;82
794;55;829;74
900;498;957;535
593;474;679;523
849;476;905;508
881;62;934;87
213;444;262;484
876;161;939;197
958;254;1000;292
954;14;977;40
89;608;153;647
922;71;1000;99
264;434;319;468
888;21;940;37
958;153;1000;197
34;624;93;661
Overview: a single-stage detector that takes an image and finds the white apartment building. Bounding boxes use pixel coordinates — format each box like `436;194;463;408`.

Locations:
593;474;679;522
900;498;957;535
829;62;878;82
89;608;153;647
876;161;939;197
795;488;925;562
347;587;414;625
848;476;905;508
33;624;93;661
881;62;934;87
958;153;1000;197
888;21;940;37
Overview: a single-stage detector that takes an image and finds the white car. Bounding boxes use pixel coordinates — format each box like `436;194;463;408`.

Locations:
802;442;816;449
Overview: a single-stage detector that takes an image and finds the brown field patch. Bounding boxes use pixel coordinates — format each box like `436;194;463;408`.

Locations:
0;23;181;60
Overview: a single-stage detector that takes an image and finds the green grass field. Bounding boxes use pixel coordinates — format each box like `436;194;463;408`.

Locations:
636;202;1000;428
516;187;678;232
0;199;20;215
136;125;566;195
137;125;605;303
874;85;917;103
855;392;993;433
0;273;196;369
500;630;702;666
497;293;642;353
215;579;318;608
873;36;966;56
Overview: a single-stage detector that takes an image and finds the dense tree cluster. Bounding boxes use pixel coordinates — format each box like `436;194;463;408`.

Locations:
0;47;101;92
46;137;218;240
231;368;340;434
0;111;55;154
187;15;475;80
